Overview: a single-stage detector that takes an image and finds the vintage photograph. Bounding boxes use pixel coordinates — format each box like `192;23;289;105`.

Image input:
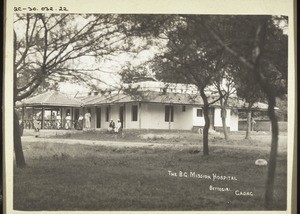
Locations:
12;13;289;211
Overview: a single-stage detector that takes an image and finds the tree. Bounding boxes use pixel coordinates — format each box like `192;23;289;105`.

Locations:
212;67;237;141
13;14;134;167
202;15;288;209
123;15;232;155
125;14;288;208
233;66;266;139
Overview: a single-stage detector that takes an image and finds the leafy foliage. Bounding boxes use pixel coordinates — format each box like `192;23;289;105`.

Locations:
14;14;136;101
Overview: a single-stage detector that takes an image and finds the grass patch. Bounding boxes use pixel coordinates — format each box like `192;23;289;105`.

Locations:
14;133;287;211
47;129;287;148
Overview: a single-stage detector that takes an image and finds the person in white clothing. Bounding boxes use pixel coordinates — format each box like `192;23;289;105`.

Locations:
85;112;91;129
56;112;61;129
65;113;71;129
115;119;122;133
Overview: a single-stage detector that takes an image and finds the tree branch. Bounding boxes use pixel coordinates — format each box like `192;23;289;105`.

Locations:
200;19;254;70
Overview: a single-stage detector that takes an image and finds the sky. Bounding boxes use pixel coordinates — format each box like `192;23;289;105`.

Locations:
59;40;164;96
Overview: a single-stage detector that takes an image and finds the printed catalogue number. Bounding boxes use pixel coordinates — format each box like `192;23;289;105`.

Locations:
14;6;68;12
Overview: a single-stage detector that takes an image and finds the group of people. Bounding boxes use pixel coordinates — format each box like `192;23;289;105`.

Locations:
31;111;122;132
108;119;122;133
57;112;90;130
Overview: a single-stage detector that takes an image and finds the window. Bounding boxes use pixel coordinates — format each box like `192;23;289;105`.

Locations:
132;105;138;121
196;109;203;117
182;105;186;112
165;106;174;122
105;106;110;122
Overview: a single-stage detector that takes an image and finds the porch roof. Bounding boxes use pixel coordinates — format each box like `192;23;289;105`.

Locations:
17;91;84;107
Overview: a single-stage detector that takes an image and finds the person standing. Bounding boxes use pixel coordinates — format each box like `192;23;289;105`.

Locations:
78;114;83;130
19;119;24;136
56;112;61;129
33;116;41;132
85;111;91;129
65;113;71;129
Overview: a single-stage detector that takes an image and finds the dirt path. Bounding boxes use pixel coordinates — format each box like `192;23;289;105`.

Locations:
21;135;190;149
21;135;286;152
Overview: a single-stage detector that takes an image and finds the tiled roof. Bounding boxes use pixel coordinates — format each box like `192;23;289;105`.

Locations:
228;98;271;110
16;90;270;110
18;91;83;107
84;91;270;110
85;91;204;106
252;102;271;110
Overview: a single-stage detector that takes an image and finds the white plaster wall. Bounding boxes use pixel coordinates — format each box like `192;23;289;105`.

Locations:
110;105;120;122
139;103;193;130
90;104;127;130
230;111;239;131
172;105;193;130
90;107;96;129
88;104;239;131
214;108;231;128
192;107;205;126
140;103;169;129
86;103;243;131
125;103;140;129
140;103;150;129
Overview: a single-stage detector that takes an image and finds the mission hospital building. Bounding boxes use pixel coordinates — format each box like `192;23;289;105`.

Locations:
18;78;268;132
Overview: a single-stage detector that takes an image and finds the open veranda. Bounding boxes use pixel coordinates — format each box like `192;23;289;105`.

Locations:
13;130;287;211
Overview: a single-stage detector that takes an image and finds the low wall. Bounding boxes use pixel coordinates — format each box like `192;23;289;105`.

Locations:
192;126;203;132
192;126;230;133
214;127;230;132
238;120;287;132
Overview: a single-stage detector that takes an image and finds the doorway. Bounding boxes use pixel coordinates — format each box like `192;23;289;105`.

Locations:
119;106;124;128
96;107;101;128
74;109;79;121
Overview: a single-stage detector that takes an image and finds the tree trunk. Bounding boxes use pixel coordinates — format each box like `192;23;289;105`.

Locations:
13;30;26;168
245;110;252;139
264;95;279;209
202;105;210;156
221;107;229;141
200;89;210;156
14;110;26;168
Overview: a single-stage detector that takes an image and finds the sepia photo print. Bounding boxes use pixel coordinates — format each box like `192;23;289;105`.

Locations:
4;1;295;213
